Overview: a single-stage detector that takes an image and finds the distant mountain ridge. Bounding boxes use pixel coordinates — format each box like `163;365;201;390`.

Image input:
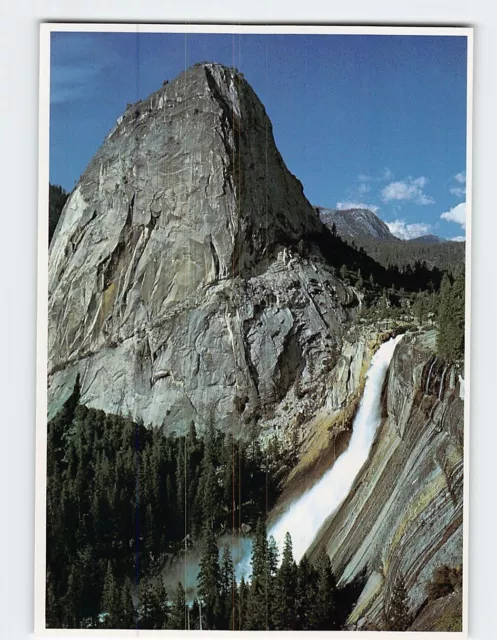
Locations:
316;206;465;270
407;234;444;245
316;206;398;242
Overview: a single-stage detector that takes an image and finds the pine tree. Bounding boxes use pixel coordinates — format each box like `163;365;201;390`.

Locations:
295;555;318;630
267;535;279;579
46;571;60;628
384;574;412;631
138;578;169;629
175;444;186;528
119;583;136;628
101;561;120;629
100;563;130;629
195;424;222;531
250;519;267;582
169;582;187;630
190;598;200;630
186;421;202;526
451;267;465;361
273;532;298;629
313;551;338;630
437;270;465;362
221;434;239;529
219;546;235;629
237;577;249;630
62;565;82;627
197;526;222;629
246;519;271;630
412;291;426;322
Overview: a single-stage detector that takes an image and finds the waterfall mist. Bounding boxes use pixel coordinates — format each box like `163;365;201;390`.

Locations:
164;335;403;588
163;534;253;602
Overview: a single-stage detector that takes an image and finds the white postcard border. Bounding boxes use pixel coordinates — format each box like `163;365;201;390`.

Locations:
35;22;473;639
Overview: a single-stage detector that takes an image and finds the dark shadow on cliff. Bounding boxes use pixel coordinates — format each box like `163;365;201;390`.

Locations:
335;568;368;629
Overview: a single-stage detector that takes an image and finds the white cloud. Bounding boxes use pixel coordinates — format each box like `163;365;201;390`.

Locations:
440;202;466;228
358;173;372;182
336;201;379;213
381;176;435;205
358;167;393;183
386;219;432;240
449;236;465;242
357;182;371;194
449;172;466;198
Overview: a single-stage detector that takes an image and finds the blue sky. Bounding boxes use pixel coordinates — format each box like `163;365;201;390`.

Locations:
50;31;468;240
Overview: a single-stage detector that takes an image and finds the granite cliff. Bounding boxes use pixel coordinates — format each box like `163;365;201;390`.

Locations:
48;62;359;436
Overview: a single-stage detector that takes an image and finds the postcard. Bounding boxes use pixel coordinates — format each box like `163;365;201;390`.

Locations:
36;23;472;637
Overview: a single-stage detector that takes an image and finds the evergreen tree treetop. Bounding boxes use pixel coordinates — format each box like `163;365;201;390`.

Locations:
169;582;187;630
384;574;412;632
197;527;222;629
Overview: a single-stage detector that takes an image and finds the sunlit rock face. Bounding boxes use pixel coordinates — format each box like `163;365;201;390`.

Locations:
48;62;357;434
308;330;464;630
317;206;397;242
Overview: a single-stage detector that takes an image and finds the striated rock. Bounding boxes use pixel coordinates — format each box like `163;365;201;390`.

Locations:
48;62;359;435
307;329;464;630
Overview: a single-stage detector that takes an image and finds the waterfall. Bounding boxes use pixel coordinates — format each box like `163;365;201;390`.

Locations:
438;365;448;400
268;334;404;564
425;357;437;394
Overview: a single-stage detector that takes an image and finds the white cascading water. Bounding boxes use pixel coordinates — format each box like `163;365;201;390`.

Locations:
172;335;403;592
268;334;404;563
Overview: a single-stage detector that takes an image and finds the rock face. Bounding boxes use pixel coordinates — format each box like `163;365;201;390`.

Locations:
307;329;464;629
48;62;358;434
409;590;462;632
317;206;397;242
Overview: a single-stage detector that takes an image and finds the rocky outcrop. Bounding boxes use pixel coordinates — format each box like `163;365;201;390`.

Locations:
48;62;359;435
307;329;464;630
410;590;462;632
